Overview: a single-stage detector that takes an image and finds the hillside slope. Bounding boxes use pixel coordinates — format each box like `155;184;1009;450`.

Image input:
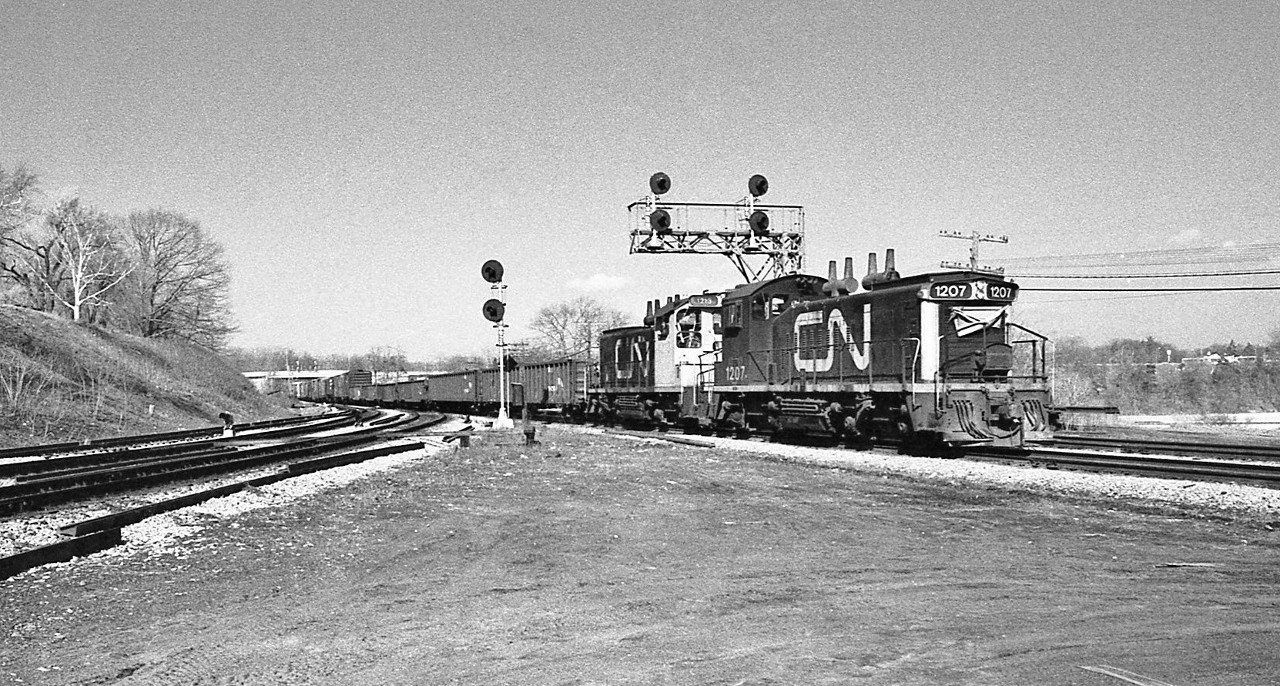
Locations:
0;305;292;448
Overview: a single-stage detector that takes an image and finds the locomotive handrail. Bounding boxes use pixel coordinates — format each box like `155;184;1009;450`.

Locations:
1008;321;1052;380
745;337;923;389
695;348;720;390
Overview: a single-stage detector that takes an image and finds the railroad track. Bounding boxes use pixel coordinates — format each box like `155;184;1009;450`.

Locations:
974;445;1280;489
600;424;1280;490
1042;433;1280;462
0;408;453;580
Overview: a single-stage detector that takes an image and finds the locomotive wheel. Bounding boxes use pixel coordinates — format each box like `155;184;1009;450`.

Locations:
651;408;668;432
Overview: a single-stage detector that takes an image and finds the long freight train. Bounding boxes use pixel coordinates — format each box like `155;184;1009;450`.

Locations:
300;250;1053;447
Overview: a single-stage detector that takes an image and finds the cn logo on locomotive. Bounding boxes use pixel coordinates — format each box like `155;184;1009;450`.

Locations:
793;305;872;373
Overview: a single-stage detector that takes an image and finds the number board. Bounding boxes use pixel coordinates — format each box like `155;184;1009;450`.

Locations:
688;294;721;308
926;280;1018;302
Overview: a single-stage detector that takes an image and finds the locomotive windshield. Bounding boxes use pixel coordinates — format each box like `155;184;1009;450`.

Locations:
950;306;1007;336
675;309;702;348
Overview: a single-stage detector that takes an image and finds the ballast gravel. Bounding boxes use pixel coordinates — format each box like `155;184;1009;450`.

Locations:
5;425;1278;565
3;423;1280;685
596;428;1280;526
1;433;452;562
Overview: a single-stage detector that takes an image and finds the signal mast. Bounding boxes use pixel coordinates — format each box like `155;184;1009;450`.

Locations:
481;260;513;429
627;173;805;283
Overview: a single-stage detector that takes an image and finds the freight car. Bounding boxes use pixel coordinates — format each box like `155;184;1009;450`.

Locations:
303;360;587;417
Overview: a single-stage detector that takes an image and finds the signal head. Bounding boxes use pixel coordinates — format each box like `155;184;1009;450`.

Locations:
748;174;769;198
649;172;672;196
481;259;504;283
482;299;506;323
748;210;770;235
649;208;672;233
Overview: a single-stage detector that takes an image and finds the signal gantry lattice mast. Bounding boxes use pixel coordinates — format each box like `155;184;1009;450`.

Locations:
627;173;805;283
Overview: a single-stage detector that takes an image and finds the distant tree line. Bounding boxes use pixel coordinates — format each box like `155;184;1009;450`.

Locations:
226;345;419;375
229;297;630;373
1054;335;1280;414
0;162;234;349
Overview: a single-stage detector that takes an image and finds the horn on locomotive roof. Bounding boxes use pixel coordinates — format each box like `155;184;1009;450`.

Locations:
645;299;655;326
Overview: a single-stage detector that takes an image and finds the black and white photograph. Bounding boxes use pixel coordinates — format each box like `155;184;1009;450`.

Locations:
2;1;1279;684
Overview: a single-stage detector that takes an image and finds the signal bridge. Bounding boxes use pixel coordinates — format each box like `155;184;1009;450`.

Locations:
627;173;805;283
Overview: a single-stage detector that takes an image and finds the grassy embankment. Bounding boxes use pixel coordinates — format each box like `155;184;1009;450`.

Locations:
0;304;292;448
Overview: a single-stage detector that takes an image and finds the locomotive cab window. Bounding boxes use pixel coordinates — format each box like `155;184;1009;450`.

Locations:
676;329;702;348
751;295;767;320
723;303;742;335
769;295;789;318
676;310;702;348
656;316;669;340
712;311;723;335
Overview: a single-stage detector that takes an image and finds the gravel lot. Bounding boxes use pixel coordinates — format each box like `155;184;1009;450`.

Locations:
2;424;1279;685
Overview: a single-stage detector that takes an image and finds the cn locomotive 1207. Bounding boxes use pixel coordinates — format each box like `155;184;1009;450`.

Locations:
588;250;1052;447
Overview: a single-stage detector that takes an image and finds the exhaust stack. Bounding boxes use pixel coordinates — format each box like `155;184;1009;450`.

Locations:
861;249;901;290
824;260;844;295
861;252;880;290
883;248;900;281
842;256;859;293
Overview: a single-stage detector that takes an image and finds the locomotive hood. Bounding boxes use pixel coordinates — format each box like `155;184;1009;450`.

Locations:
722;273;827;302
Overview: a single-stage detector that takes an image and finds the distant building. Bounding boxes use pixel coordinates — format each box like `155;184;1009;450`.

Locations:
1181;353;1266;368
242;369;351;397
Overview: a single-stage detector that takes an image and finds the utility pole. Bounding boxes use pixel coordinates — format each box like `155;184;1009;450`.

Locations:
939;230;1008;275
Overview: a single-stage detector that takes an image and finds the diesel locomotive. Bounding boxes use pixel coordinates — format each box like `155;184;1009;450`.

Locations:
586;251;1051;446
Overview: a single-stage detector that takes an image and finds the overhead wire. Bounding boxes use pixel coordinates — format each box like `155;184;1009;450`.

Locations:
1000;240;1280;293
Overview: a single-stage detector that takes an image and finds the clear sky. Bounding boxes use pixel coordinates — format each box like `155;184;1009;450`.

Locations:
3;0;1279;360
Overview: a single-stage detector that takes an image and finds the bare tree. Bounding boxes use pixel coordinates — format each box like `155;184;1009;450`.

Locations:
1;199;129;320
119;209;236;349
0;227;65;313
41;199;131;323
367;345;409;381
0;163;46;308
528;296;629;361
0;163;39;238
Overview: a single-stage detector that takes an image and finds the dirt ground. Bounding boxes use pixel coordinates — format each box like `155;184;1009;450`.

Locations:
2;427;1279;685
